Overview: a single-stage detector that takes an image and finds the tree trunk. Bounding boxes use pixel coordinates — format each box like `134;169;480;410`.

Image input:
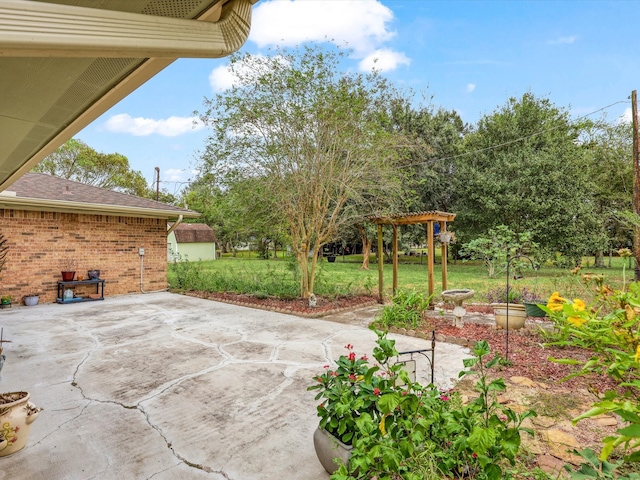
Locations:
594;250;605;268
298;249;310;298
358;226;371;270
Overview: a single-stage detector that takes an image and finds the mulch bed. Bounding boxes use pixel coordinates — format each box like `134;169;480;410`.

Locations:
422;312;618;393
186;291;378;317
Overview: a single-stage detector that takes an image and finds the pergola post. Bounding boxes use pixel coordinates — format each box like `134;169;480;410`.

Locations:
369;211;455;306
392;225;399;295
427;221;435;298
377;224;384;303
440;220;448;290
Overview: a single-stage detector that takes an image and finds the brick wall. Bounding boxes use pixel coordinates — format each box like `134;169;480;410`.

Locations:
0;209;168;305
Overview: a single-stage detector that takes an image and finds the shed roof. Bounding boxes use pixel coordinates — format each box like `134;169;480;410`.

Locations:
0;173;198;219
172;223;217;243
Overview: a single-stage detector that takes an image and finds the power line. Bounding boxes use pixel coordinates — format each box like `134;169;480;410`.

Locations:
399;99;630;170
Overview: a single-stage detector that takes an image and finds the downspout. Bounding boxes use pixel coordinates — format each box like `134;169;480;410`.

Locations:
140;215;184;294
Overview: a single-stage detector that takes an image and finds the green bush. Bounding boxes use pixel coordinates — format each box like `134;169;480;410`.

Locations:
375;290;431;329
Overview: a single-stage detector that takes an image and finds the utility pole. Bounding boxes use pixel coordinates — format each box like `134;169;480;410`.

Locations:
632;90;640;280
154;166;160;202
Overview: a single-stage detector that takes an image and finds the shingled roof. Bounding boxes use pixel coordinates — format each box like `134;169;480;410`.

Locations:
171;223;217;243
0;173;199;219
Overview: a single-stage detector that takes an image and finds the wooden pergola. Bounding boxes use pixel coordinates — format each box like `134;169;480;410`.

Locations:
370;210;456;302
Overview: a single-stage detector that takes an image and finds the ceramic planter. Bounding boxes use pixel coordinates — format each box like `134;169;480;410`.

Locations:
493;303;527;330
523;301;547;318
0;391;41;456
23;295;39;307
313;427;352;474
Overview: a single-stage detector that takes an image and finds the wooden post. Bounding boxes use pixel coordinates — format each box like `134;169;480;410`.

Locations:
377;224;384;303
427;221;435;298
633;90;640;280
440;221;448;290
392;225;398;295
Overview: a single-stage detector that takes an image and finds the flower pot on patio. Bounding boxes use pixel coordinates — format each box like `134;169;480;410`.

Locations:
61;271;75;281
493;303;527;330
23;295;39;306
0;392;41;457
313;427;352;474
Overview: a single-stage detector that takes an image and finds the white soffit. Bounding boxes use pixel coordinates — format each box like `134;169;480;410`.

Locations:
0;0;257;191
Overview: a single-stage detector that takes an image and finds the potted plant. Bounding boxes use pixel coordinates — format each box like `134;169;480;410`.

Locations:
0;392;41;456
23;294;40;306
1;295;11;307
486;286;540;329
61;257;77;281
309;329;536;479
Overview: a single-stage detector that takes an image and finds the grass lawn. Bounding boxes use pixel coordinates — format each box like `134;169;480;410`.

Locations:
169;252;633;303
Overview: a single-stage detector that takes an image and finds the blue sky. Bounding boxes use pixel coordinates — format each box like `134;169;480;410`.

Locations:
76;0;639;193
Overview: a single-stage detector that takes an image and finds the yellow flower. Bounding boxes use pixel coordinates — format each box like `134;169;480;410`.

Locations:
635;345;640;364
379;415;387;435
572;299;586;312
626;305;636;321
547;292;567;312
568;316;587;327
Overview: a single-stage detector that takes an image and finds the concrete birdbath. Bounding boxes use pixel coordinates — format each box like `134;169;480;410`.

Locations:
441;289;475;328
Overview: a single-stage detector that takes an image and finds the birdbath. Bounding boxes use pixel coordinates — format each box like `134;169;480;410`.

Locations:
441;289;475;328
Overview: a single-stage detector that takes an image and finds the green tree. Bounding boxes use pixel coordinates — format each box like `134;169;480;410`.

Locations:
455;92;605;263
34;138;151;197
196;45;404;298
580;119;633;266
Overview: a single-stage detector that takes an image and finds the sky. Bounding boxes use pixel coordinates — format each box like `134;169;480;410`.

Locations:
76;0;640;194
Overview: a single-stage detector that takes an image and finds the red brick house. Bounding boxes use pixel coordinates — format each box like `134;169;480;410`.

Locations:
0;173;198;304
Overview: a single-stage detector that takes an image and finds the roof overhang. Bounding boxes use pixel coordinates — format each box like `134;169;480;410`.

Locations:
0;0;257;191
0;193;200;220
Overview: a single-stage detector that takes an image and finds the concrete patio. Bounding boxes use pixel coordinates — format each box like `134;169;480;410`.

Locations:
0;292;468;479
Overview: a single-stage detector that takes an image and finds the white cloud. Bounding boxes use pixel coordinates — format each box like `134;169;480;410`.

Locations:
358;49;410;72
104;114;204;137
209;65;236;92
208;54;280;92
620;107;632;123
164;169;185;182
251;0;395;54
248;0;409;72
466;83;476;93
548;35;577;45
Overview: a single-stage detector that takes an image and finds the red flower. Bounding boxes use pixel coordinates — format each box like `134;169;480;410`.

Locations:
472;452;477;458
348;374;356;381
440;395;449;401
348;352;356;361
323;365;330;369
345;343;353;350
360;354;368;361
373;388;381;396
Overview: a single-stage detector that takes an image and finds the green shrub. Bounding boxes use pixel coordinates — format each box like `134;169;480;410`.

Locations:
375;290;431;329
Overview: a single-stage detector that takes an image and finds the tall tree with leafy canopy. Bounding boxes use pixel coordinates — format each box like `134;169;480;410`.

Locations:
34;138;151;197
196;45;405;298
580;119;634;266
455;92;605;263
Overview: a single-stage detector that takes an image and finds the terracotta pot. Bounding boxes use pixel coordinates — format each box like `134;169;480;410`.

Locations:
493;303;527;330
61;271;75;281
313;427;352;474
0;391;41;456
